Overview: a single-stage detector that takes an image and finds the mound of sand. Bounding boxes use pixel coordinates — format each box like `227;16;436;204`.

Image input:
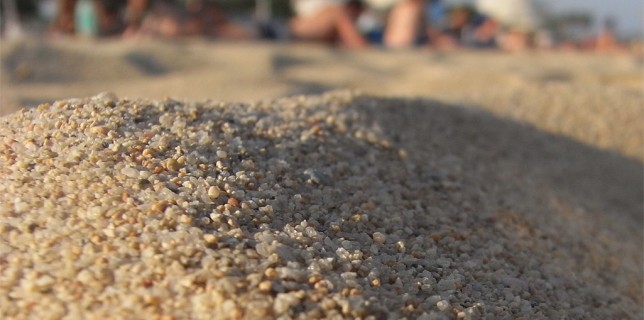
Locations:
3;40;642;161
0;92;641;319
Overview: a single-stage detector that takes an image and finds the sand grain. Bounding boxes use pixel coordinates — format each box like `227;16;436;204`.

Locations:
1;92;641;319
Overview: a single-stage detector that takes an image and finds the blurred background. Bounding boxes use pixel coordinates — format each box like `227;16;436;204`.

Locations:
0;0;642;44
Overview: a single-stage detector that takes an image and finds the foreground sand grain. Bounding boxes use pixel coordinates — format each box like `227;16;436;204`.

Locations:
0;92;641;319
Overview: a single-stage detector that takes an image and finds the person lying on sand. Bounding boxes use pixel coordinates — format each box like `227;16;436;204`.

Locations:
289;0;425;49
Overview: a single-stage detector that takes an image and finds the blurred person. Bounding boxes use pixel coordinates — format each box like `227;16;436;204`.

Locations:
425;4;501;50
49;0;251;39
49;0;149;37
361;0;426;48
289;0;426;49
289;0;368;48
594;18;626;52
469;16;498;48
1;0;24;38
426;4;474;49
475;0;542;51
423;0;445;42
140;0;251;39
379;0;424;48
121;0;149;36
255;0;278;39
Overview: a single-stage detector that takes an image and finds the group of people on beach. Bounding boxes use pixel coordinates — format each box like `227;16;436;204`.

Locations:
48;0;249;39
288;0;543;51
41;0;627;52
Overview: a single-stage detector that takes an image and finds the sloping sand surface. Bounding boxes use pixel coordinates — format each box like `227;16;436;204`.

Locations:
0;91;641;319
1;39;642;319
1;40;642;161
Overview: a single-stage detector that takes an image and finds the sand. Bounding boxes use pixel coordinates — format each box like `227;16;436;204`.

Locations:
1;39;642;161
0;39;642;319
0;90;642;319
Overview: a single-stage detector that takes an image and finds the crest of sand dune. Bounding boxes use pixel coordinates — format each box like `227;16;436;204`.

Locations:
1;40;642;162
0;91;641;319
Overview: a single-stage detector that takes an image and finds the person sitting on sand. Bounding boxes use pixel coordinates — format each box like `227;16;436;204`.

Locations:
289;0;426;49
49;0;149;37
49;0;249;39
139;0;251;39
364;0;425;48
426;4;469;49
474;0;543;52
289;0;368;48
426;4;494;50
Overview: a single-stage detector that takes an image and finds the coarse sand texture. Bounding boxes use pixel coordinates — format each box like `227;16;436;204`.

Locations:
0;92;641;319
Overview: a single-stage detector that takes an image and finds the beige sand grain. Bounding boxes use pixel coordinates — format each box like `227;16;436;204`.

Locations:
0;92;641;319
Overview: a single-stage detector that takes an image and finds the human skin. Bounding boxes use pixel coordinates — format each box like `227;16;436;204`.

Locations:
383;0;425;48
289;3;368;48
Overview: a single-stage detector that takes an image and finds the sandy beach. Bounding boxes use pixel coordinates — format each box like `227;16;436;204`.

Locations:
0;39;642;319
2;39;642;160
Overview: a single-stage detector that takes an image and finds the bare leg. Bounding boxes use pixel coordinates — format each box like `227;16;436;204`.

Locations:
290;5;367;49
384;0;424;48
